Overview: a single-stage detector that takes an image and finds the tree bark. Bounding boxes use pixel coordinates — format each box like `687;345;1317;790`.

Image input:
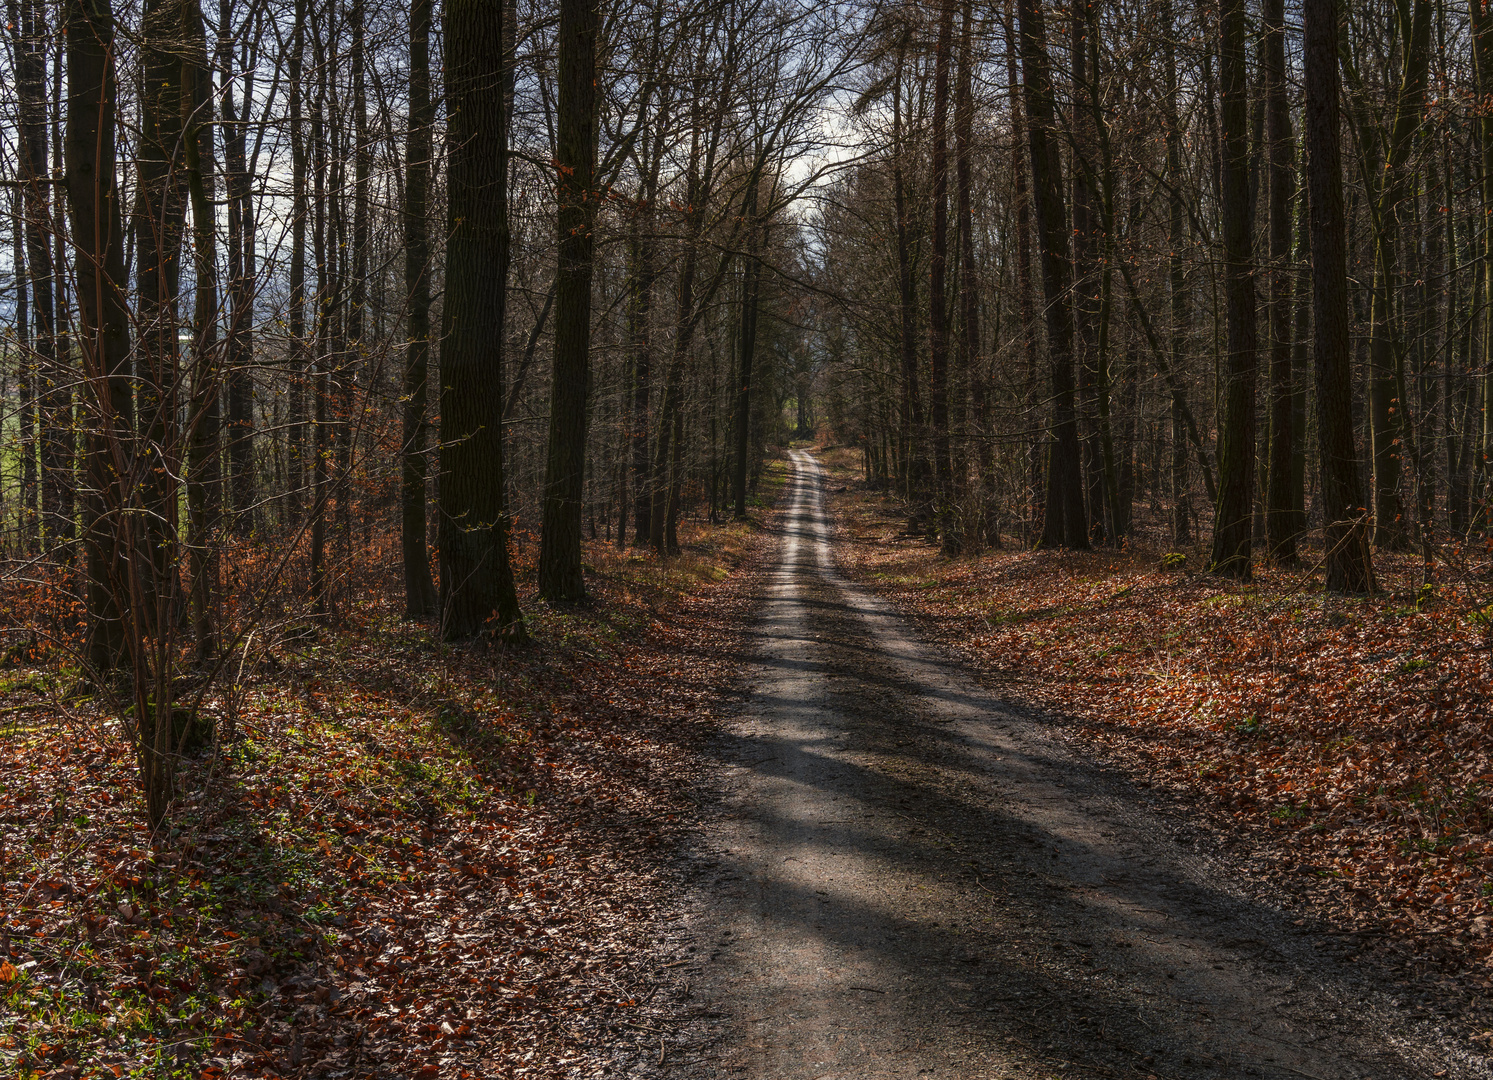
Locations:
14;0;53;552
439;0;526;639
401;0;438;617
1263;0;1300;561
1162;0;1192;545
218;0;258;535
182;0;222;664
137;0;189;620
285;2;308;524
1003;1;1040;541
1017;0;1088;548
1363;0;1433;549
929;0;955;543
538;0;600;601
731;178;764;520
956;0;994;546
892;38;925;509
1304;0;1376;592
1208;0;1258;578
66;0;133;672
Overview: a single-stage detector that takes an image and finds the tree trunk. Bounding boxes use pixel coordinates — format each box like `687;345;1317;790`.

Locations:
1071;0;1106;543
286;0;307;522
14;0;53;553
957;0;995;546
183;0;221;664
1209;0;1258;578
929;0;955;545
892;40;925;510
1004;1;1040;542
629;142;660;545
1262;0;1300;561
1365;0;1433;549
1162;0;1192;545
137;0;189;621
732;179;764;519
401;0;438;617
1304;0;1376;593
68;0;159;815
1017;0;1088;548
538;0;600;601
439;0;526;639
218;0;257;535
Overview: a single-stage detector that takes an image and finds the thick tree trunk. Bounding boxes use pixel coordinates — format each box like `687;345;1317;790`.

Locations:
137;0;189;623
1017;0;1088;549
439;0;526;639
68;0;159;817
1304;0;1376;593
66;0;133;672
1208;0;1258;578
538;0;600;601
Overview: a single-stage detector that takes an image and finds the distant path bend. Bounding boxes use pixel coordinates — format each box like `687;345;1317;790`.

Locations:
660;449;1487;1080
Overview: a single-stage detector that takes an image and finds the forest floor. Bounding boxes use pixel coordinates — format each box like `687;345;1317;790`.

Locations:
4;445;1493;1079
0;461;790;1080
811;444;1493;998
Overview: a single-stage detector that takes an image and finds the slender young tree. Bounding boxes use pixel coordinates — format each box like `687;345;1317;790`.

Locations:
891;30;925;508
1262;0;1300;560
14;0;54;552
286;0;308;521
928;0;955;541
955;0;994;545
1161;0;1192;545
401;0;438;616
218;0;257;534
183;0;222;663
731;175;765;520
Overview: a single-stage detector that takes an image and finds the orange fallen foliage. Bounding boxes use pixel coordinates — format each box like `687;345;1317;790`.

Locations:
0;480;786;1079
826;462;1493;990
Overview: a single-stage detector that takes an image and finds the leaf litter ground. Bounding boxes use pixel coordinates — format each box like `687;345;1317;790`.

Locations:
817;445;1493;1041
0;463;790;1080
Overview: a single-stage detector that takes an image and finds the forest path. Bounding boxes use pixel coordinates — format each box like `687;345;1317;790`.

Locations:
651;449;1487;1080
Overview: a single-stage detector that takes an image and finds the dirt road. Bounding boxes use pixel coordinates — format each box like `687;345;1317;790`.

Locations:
634;450;1488;1080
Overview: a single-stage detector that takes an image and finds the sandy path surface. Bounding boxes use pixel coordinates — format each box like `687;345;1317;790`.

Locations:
638;450;1489;1080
